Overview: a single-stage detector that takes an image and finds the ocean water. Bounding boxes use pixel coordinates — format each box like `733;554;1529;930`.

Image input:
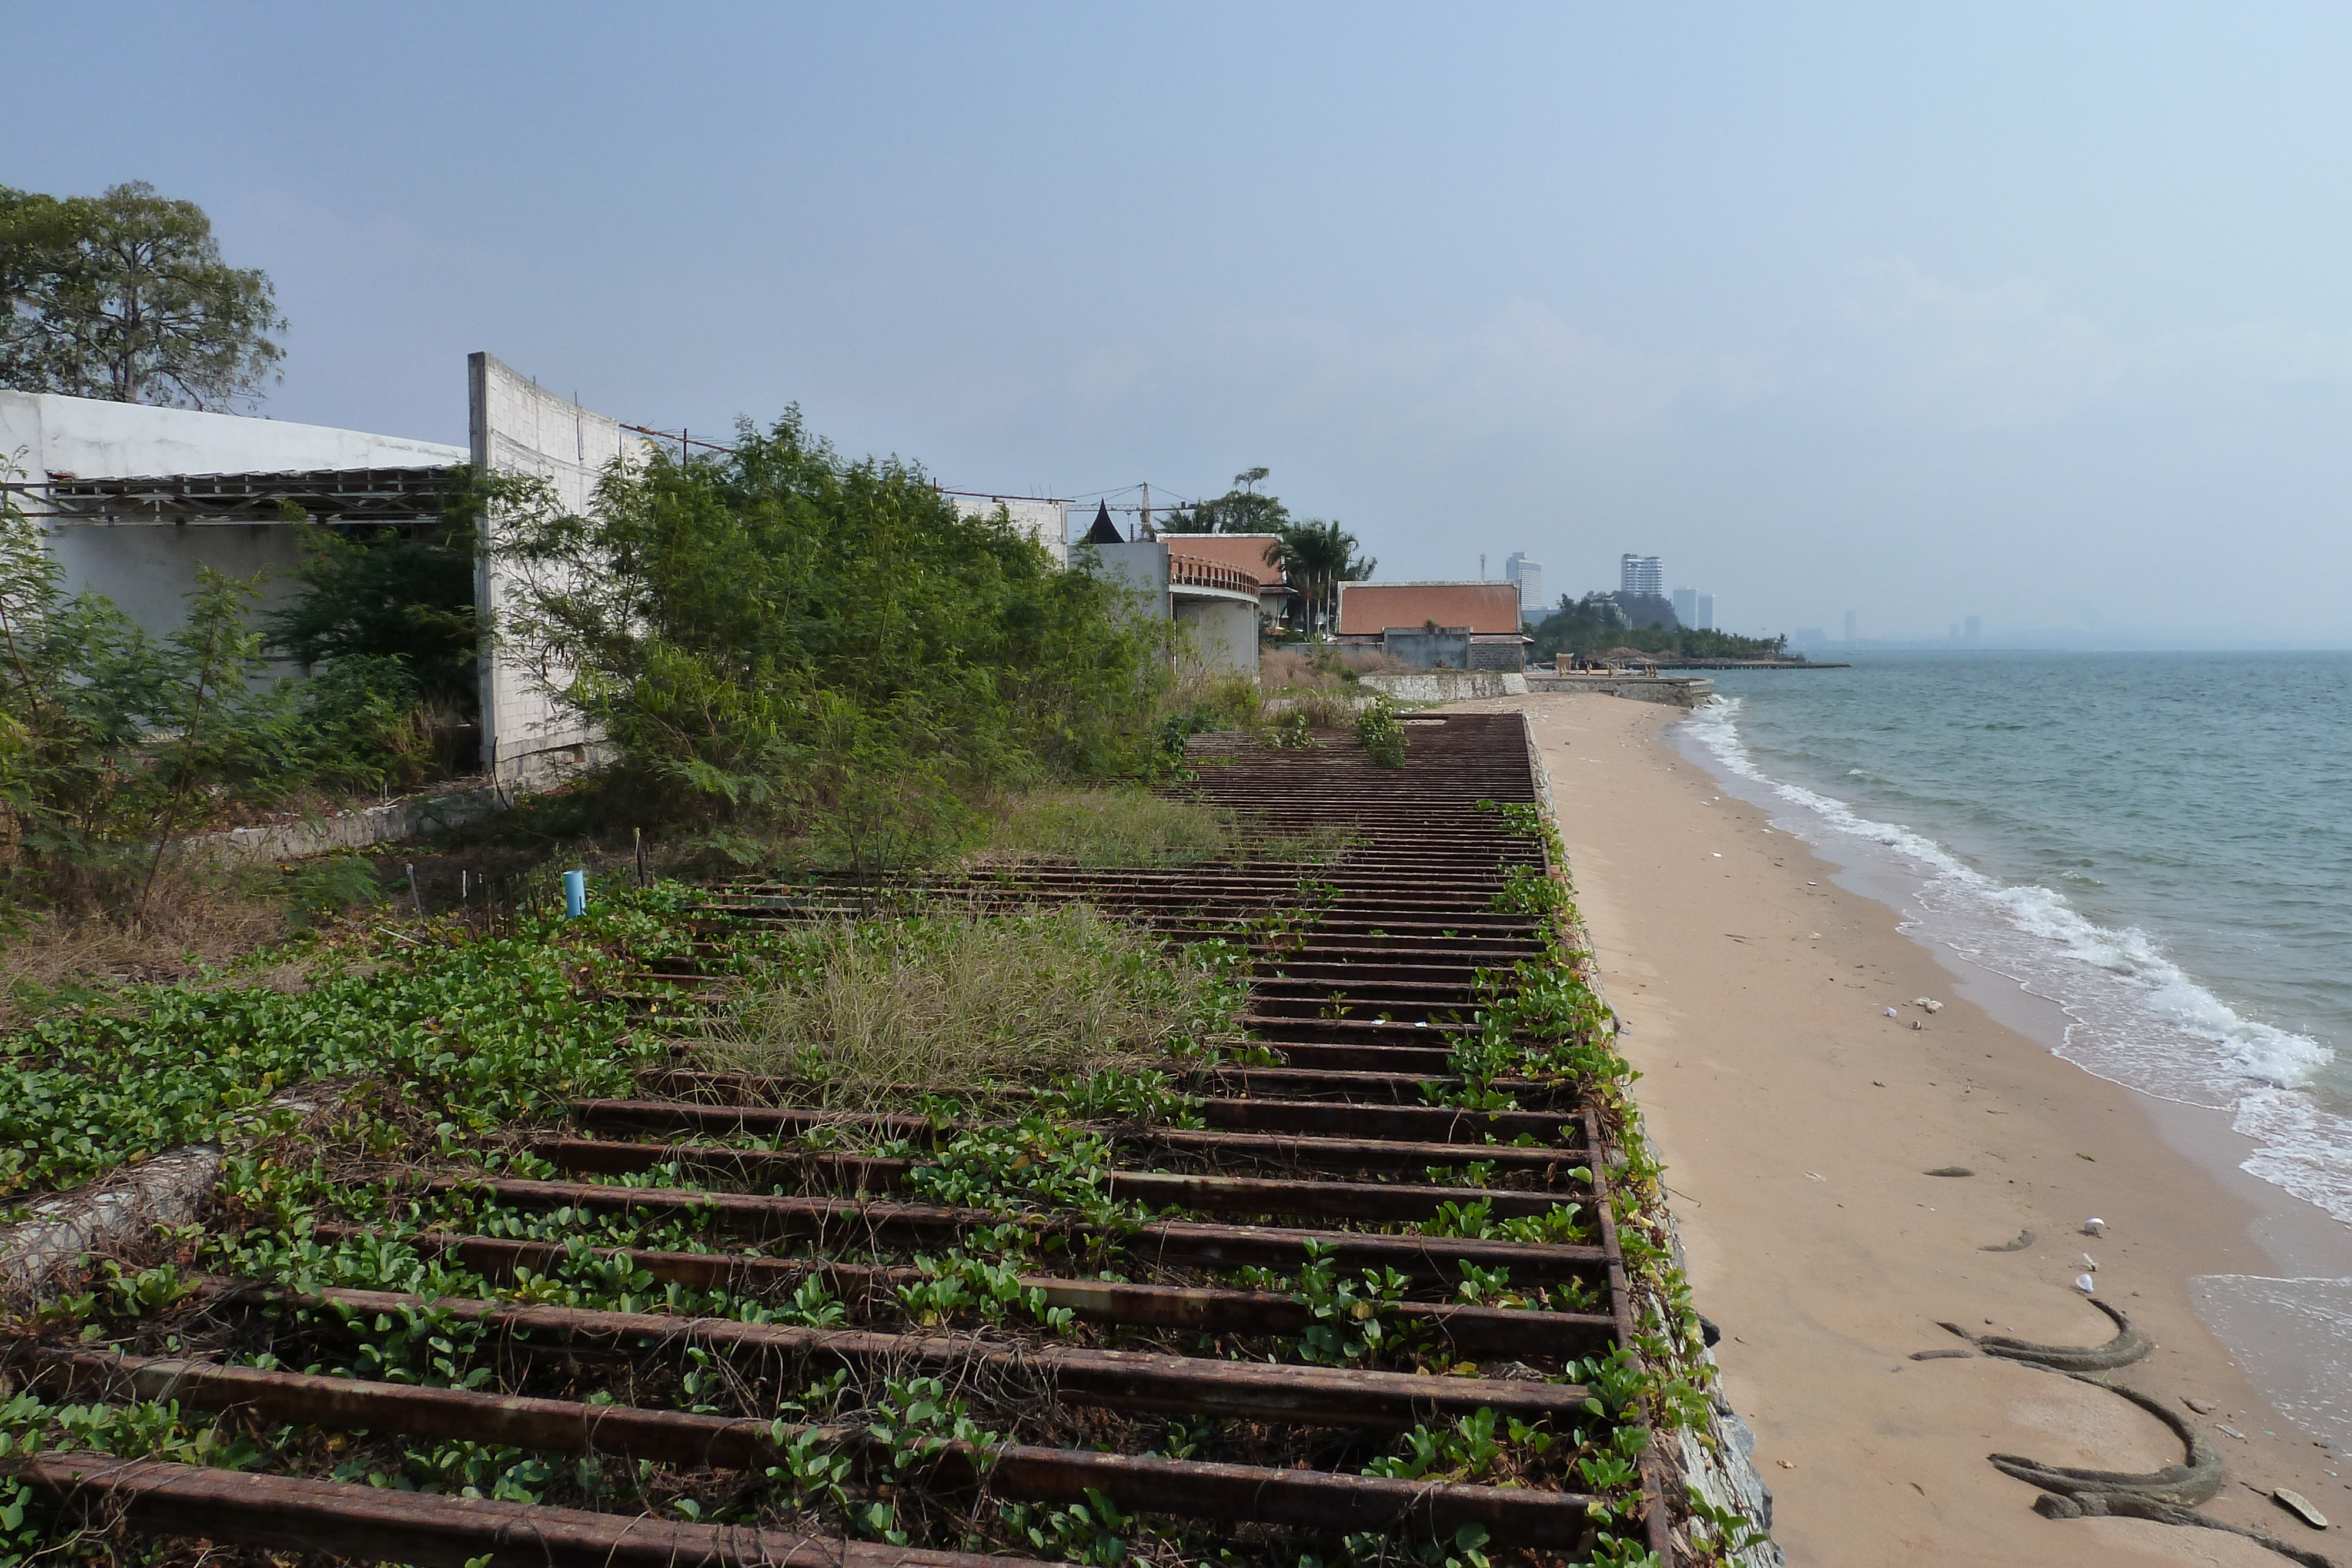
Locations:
1681;651;2352;1231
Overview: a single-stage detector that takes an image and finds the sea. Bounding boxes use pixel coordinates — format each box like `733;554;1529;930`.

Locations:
1678;651;2352;1446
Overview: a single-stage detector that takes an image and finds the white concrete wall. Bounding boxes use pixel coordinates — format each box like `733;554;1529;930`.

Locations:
1080;539;1171;619
469;353;644;784
0;390;464;671
953;494;1066;566
1174;595;1258;680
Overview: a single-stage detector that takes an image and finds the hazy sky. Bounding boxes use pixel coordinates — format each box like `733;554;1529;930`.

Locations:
16;4;2352;643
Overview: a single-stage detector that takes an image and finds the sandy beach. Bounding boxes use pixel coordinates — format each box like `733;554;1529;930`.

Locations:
1452;692;2347;1567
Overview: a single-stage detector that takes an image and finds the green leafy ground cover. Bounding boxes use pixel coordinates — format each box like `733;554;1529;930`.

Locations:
0;890;697;1204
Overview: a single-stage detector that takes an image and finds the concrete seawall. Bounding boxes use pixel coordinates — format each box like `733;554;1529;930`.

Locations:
1526;673;1715;708
1357;670;1530;702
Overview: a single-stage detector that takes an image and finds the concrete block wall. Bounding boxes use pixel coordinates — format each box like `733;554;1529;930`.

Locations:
469;354;643;784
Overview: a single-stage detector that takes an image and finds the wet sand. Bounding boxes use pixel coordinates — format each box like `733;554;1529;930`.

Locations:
1450;693;2346;1566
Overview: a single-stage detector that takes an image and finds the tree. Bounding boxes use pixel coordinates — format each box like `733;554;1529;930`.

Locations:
1527;592;1789;663
1163;467;1291;536
1;181;285;409
1271;517;1375;636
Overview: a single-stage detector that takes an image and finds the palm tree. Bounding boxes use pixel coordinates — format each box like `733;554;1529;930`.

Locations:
1273;519;1375;635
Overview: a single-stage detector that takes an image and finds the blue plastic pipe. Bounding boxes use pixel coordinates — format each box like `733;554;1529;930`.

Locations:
562;868;587;918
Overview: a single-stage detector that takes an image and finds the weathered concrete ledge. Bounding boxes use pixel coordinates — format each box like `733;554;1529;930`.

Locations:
1526;672;1714;708
1358;670;1531;703
0;1079;354;1303
185;783;507;865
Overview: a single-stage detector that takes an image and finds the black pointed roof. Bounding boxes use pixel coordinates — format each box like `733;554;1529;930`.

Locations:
1083;500;1124;545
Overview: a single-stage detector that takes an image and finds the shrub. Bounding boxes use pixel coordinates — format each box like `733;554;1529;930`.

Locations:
1356;696;1406;767
496;414;1172;872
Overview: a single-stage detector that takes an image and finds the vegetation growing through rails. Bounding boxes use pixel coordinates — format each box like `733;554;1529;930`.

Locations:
967;786;1231;867
1429;797;1765;1564
0;812;1712;1564
1265;707;1316;748
495;413;1174;872
0;885;695;1201
1356;696;1406;767
688;904;1247;1106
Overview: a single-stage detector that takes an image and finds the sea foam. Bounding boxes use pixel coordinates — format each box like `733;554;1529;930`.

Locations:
1683;696;2352;1225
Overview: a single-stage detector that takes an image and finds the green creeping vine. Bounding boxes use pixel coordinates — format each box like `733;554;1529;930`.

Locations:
1452;798;1761;1564
0;883;713;1202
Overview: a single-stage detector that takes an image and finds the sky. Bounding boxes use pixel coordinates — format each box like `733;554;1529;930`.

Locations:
14;3;2352;645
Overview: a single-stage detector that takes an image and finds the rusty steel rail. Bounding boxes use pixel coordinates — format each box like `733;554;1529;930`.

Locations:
300;1224;1622;1360
30;1350;1601;1547
11;1455;1015;1568
202;1280;1593;1427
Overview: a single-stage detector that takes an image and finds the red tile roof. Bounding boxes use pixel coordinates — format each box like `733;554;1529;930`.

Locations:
1337;582;1525;636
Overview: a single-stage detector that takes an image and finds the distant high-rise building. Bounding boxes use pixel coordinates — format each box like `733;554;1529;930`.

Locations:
1670;588;1716;630
1504;552;1543;616
1620;554;1662;597
1965;615;1982;643
1843;610;1857;645
1695;593;1713;630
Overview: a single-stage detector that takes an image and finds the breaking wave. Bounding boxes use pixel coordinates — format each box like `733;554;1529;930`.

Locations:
1683;695;2351;1222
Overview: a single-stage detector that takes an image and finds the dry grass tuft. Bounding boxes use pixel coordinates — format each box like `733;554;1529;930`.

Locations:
0;882;289;1032
970;786;1351;870
968;787;1232;870
693;904;1234;1105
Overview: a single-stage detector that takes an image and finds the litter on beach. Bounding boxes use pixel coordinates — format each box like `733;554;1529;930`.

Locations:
2082;1217;2107;1235
2074;1273;2096;1293
1885;1007;1899;1018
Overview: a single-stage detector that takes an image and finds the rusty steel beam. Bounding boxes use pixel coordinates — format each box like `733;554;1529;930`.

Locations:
305;1225;1616;1360
569;1099;1585;1174
420;1175;1611;1282
12;1455;1010;1568
598;1085;1588;1146
218;1281;1593;1426
524;1138;1583;1223
31;1350;1599;1547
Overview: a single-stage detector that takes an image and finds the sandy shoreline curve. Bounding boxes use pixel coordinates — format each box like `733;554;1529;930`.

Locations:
1446;692;2347;1567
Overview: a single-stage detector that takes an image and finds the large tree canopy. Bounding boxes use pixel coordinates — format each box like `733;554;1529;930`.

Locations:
0;181;285;409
